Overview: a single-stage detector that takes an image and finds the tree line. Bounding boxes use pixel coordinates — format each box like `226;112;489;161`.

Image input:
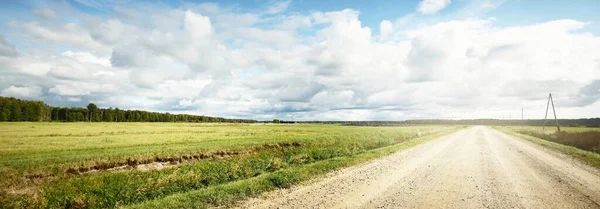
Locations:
0;96;257;123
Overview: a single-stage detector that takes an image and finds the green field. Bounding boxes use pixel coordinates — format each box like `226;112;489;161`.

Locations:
0;122;462;208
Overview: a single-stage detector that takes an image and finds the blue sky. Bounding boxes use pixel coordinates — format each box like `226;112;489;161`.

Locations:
1;0;599;120
5;0;600;35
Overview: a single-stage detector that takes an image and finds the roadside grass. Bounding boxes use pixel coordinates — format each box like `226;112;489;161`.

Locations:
0;123;463;208
520;131;600;153
123;129;462;209
498;126;600;154
495;126;600;169
508;125;600;134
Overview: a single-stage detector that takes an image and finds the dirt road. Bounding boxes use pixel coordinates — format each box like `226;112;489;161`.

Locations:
238;126;600;209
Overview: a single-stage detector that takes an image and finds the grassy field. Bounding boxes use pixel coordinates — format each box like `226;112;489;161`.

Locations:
498;126;600;154
495;126;600;168
510;126;600;133
0;122;463;208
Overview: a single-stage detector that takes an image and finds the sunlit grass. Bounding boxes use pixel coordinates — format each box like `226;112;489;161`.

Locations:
499;126;600;153
502;125;600;134
0;122;461;208
496;126;600;169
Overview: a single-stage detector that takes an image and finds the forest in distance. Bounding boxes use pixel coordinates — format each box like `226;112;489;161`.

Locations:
0;96;257;123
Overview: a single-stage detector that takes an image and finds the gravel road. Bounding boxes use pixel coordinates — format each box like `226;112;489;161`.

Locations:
237;126;600;209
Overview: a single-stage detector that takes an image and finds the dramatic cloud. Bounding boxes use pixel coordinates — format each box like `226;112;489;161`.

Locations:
1;1;599;120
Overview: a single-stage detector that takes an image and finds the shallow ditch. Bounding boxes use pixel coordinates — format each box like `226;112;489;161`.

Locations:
64;141;303;174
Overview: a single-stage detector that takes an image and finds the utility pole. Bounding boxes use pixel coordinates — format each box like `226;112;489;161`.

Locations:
550;93;560;132
543;93;560;132
521;108;524;129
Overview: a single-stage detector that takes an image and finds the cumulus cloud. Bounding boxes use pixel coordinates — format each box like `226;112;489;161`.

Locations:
110;44;154;67
417;0;451;15
379;20;393;40
89;19;132;45
49;85;91;96
1;1;600;120
1;86;43;99
21;22;109;54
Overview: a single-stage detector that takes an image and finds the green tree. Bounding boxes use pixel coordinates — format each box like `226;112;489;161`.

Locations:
31;102;43;121
104;108;115;122
22;103;36;121
74;112;85;121
9;103;21;121
58;108;68;121
115;108;125;122
51;107;60;121
2;108;10;121
87;103;98;122
0;111;7;121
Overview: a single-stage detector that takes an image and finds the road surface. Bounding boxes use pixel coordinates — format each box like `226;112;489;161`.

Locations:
238;126;600;209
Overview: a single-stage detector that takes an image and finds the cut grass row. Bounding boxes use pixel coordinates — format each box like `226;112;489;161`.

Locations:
124;130;459;209
0;123;462;208
0;123;404;187
494;126;600;169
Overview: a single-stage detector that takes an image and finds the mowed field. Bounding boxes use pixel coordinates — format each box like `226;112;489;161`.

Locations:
0;122;460;208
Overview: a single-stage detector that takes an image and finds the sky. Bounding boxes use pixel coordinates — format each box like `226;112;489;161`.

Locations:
0;0;600;121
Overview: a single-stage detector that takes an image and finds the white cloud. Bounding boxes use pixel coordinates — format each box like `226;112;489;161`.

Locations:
61;51;111;67
417;0;451;15
21;22;109;54
184;10;213;38
67;97;82;102
278;15;312;30
1;86;43;99
379;20;393;40
2;2;600;120
88;19;133;45
49;85;92;96
264;0;291;15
